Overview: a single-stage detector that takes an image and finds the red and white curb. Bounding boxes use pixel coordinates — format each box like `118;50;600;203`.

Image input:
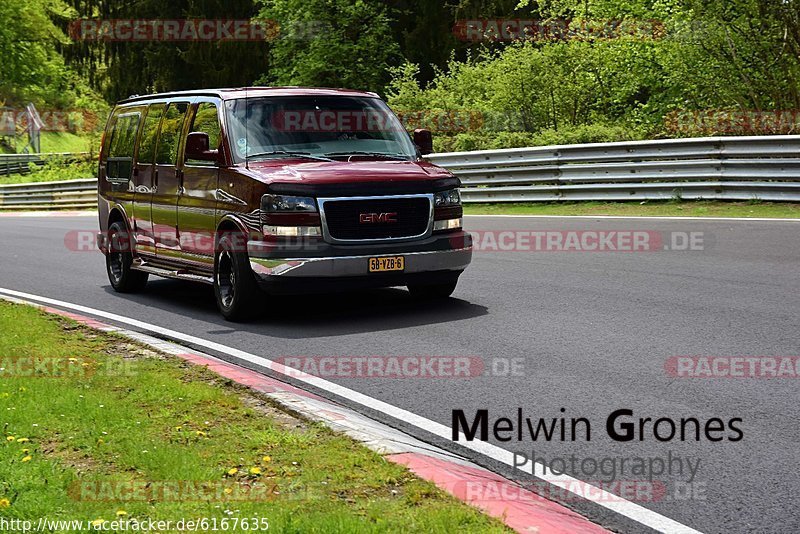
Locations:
1;294;610;534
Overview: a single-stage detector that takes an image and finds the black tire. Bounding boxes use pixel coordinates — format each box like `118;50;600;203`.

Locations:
106;221;148;293
214;232;260;321
407;280;459;299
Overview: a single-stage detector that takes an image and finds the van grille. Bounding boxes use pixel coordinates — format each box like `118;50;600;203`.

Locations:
322;196;431;241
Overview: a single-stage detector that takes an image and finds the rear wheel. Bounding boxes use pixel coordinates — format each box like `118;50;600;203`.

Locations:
214;232;260;321
407;279;458;299
106;221;148;293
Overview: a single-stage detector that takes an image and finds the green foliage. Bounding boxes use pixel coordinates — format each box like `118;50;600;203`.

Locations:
67;0;270;103
6;0;800;153
0;0;100;107
434;124;645;152
388;0;800;150
255;0;401;92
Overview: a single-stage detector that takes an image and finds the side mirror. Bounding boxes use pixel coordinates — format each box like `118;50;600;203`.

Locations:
413;128;434;156
185;131;219;162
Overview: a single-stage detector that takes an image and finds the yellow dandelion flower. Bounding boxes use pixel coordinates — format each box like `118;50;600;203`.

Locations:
0;498;9;508
22;449;29;454
262;456;271;464
195;431;206;437
6;436;15;442
227;468;238;476
21;455;32;463
116;510;127;517
97;438;105;445
175;426;182;431
91;519;104;527
16;437;29;443
223;487;233;495
249;467;262;475
68;358;78;363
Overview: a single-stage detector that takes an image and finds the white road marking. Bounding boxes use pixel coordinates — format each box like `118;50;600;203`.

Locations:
0;287;703;534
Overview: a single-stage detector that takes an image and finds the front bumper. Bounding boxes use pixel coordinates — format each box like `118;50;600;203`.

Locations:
247;231;472;292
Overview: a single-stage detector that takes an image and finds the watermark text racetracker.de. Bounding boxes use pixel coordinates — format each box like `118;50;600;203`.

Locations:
0;516;269;533
469;230;706;252
64;229;707;254
0;356;136;379
276;355;525;379
666;356;800;378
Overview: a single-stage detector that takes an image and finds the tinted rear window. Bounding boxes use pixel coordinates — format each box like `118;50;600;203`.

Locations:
106;112;141;181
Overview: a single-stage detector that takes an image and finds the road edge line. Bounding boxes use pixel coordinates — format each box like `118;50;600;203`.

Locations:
0;287;703;534
0;293;611;534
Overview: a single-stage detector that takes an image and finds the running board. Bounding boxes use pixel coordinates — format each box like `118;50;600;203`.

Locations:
132;259;214;285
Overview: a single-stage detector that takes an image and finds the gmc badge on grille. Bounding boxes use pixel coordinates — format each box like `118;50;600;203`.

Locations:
359;212;398;224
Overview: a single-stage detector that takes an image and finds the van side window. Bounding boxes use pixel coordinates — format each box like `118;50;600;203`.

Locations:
106;112;141;181
137;104;165;165
186;103;221;166
100;110;120;161
155;102;189;165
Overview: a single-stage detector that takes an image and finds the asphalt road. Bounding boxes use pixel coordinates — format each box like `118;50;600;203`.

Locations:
1;213;798;534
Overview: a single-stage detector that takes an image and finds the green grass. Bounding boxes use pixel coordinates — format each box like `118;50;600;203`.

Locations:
0;159;96;185
39;132;99;155
0;302;507;533
464;200;800;219
0;132;98;156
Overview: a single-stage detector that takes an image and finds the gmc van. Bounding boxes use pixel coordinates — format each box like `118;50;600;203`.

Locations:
97;87;472;320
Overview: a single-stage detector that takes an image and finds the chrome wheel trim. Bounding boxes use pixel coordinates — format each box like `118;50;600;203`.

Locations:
216;249;235;309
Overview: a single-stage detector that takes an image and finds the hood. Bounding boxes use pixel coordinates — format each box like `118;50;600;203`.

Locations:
243;159;454;186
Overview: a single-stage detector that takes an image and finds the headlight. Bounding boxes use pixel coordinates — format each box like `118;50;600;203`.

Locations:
260;194;322;237
434;188;461;207
261;194;317;212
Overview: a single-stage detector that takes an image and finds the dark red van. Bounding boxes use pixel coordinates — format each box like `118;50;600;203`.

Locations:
97;87;472;320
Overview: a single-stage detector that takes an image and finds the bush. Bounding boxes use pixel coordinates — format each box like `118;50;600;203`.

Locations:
432;124;646;153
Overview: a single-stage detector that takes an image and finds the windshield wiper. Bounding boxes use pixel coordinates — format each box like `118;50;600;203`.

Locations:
323;151;411;161
246;151;333;162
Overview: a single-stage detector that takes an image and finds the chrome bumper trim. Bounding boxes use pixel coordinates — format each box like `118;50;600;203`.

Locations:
249;247;472;279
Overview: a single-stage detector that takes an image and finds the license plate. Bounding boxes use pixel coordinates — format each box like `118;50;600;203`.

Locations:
368;256;405;272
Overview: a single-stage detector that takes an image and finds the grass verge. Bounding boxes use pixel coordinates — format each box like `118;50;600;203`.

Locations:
0;159;95;185
39;132;99;155
0;302;507;532
463;201;800;218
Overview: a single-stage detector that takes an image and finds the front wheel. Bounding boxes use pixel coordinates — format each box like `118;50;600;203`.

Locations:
106;222;148;293
214;233;260;321
407;280;459;299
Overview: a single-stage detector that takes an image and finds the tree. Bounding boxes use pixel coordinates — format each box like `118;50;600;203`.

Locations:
0;0;91;106
255;0;401;93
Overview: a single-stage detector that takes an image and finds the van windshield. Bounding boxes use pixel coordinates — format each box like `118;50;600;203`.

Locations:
224;96;417;163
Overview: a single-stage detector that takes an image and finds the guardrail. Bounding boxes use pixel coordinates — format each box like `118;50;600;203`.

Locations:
0;152;90;176
426;135;800;202
0;179;96;211
2;136;800;210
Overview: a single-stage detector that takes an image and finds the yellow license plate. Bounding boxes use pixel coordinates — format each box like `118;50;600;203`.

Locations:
368;256;405;272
